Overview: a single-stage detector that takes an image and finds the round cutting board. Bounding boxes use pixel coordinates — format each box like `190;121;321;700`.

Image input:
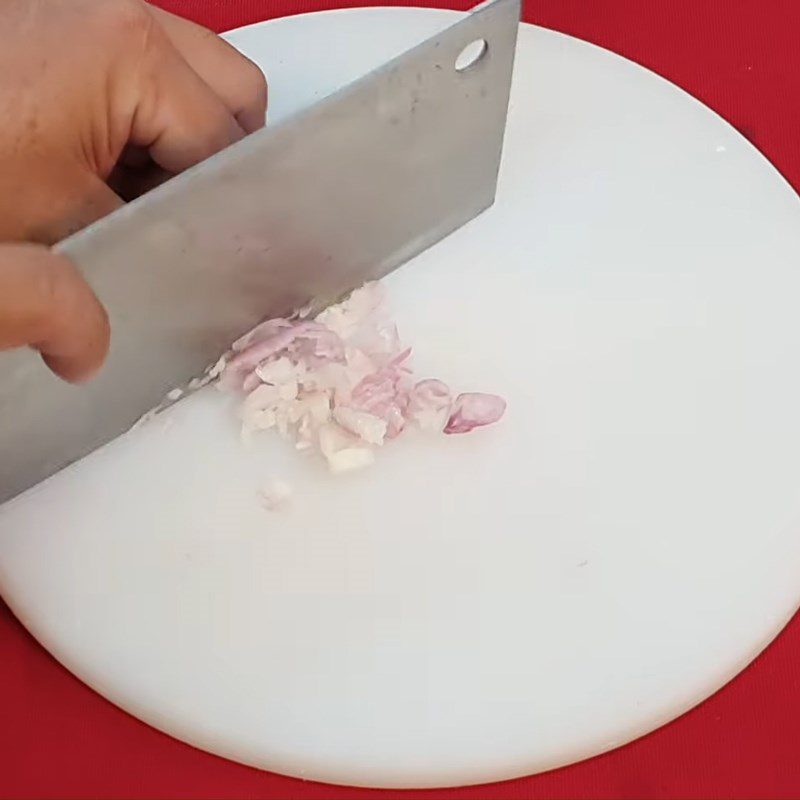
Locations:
2;7;800;790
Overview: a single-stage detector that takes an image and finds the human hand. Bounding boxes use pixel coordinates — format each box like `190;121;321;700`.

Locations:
0;0;268;380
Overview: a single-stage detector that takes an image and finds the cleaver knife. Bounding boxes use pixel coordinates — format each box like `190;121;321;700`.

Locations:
0;0;520;503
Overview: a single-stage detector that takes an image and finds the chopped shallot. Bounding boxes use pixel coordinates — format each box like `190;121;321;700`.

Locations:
218;283;505;473
258;479;293;511
407;379;452;432
444;392;507;434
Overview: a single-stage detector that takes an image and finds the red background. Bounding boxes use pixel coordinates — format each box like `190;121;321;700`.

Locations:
2;1;800;798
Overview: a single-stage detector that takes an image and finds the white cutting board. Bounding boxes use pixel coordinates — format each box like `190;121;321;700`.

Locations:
2;7;800;790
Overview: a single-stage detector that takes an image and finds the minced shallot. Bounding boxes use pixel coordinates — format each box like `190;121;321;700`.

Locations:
217;283;506;473
257;479;293;511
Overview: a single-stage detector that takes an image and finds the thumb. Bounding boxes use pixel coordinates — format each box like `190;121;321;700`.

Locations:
0;243;109;382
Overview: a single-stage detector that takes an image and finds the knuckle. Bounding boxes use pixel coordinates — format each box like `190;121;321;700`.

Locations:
242;58;268;102
95;0;152;40
196;24;219;43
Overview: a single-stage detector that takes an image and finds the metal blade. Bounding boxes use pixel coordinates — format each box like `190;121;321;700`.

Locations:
0;0;520;503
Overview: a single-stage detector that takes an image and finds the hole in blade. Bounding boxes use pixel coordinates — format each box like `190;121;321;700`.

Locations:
455;39;488;72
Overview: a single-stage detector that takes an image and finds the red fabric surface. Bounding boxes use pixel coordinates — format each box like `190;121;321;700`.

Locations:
2;1;799;798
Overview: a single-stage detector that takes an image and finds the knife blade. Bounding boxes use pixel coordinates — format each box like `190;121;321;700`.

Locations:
0;0;520;503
